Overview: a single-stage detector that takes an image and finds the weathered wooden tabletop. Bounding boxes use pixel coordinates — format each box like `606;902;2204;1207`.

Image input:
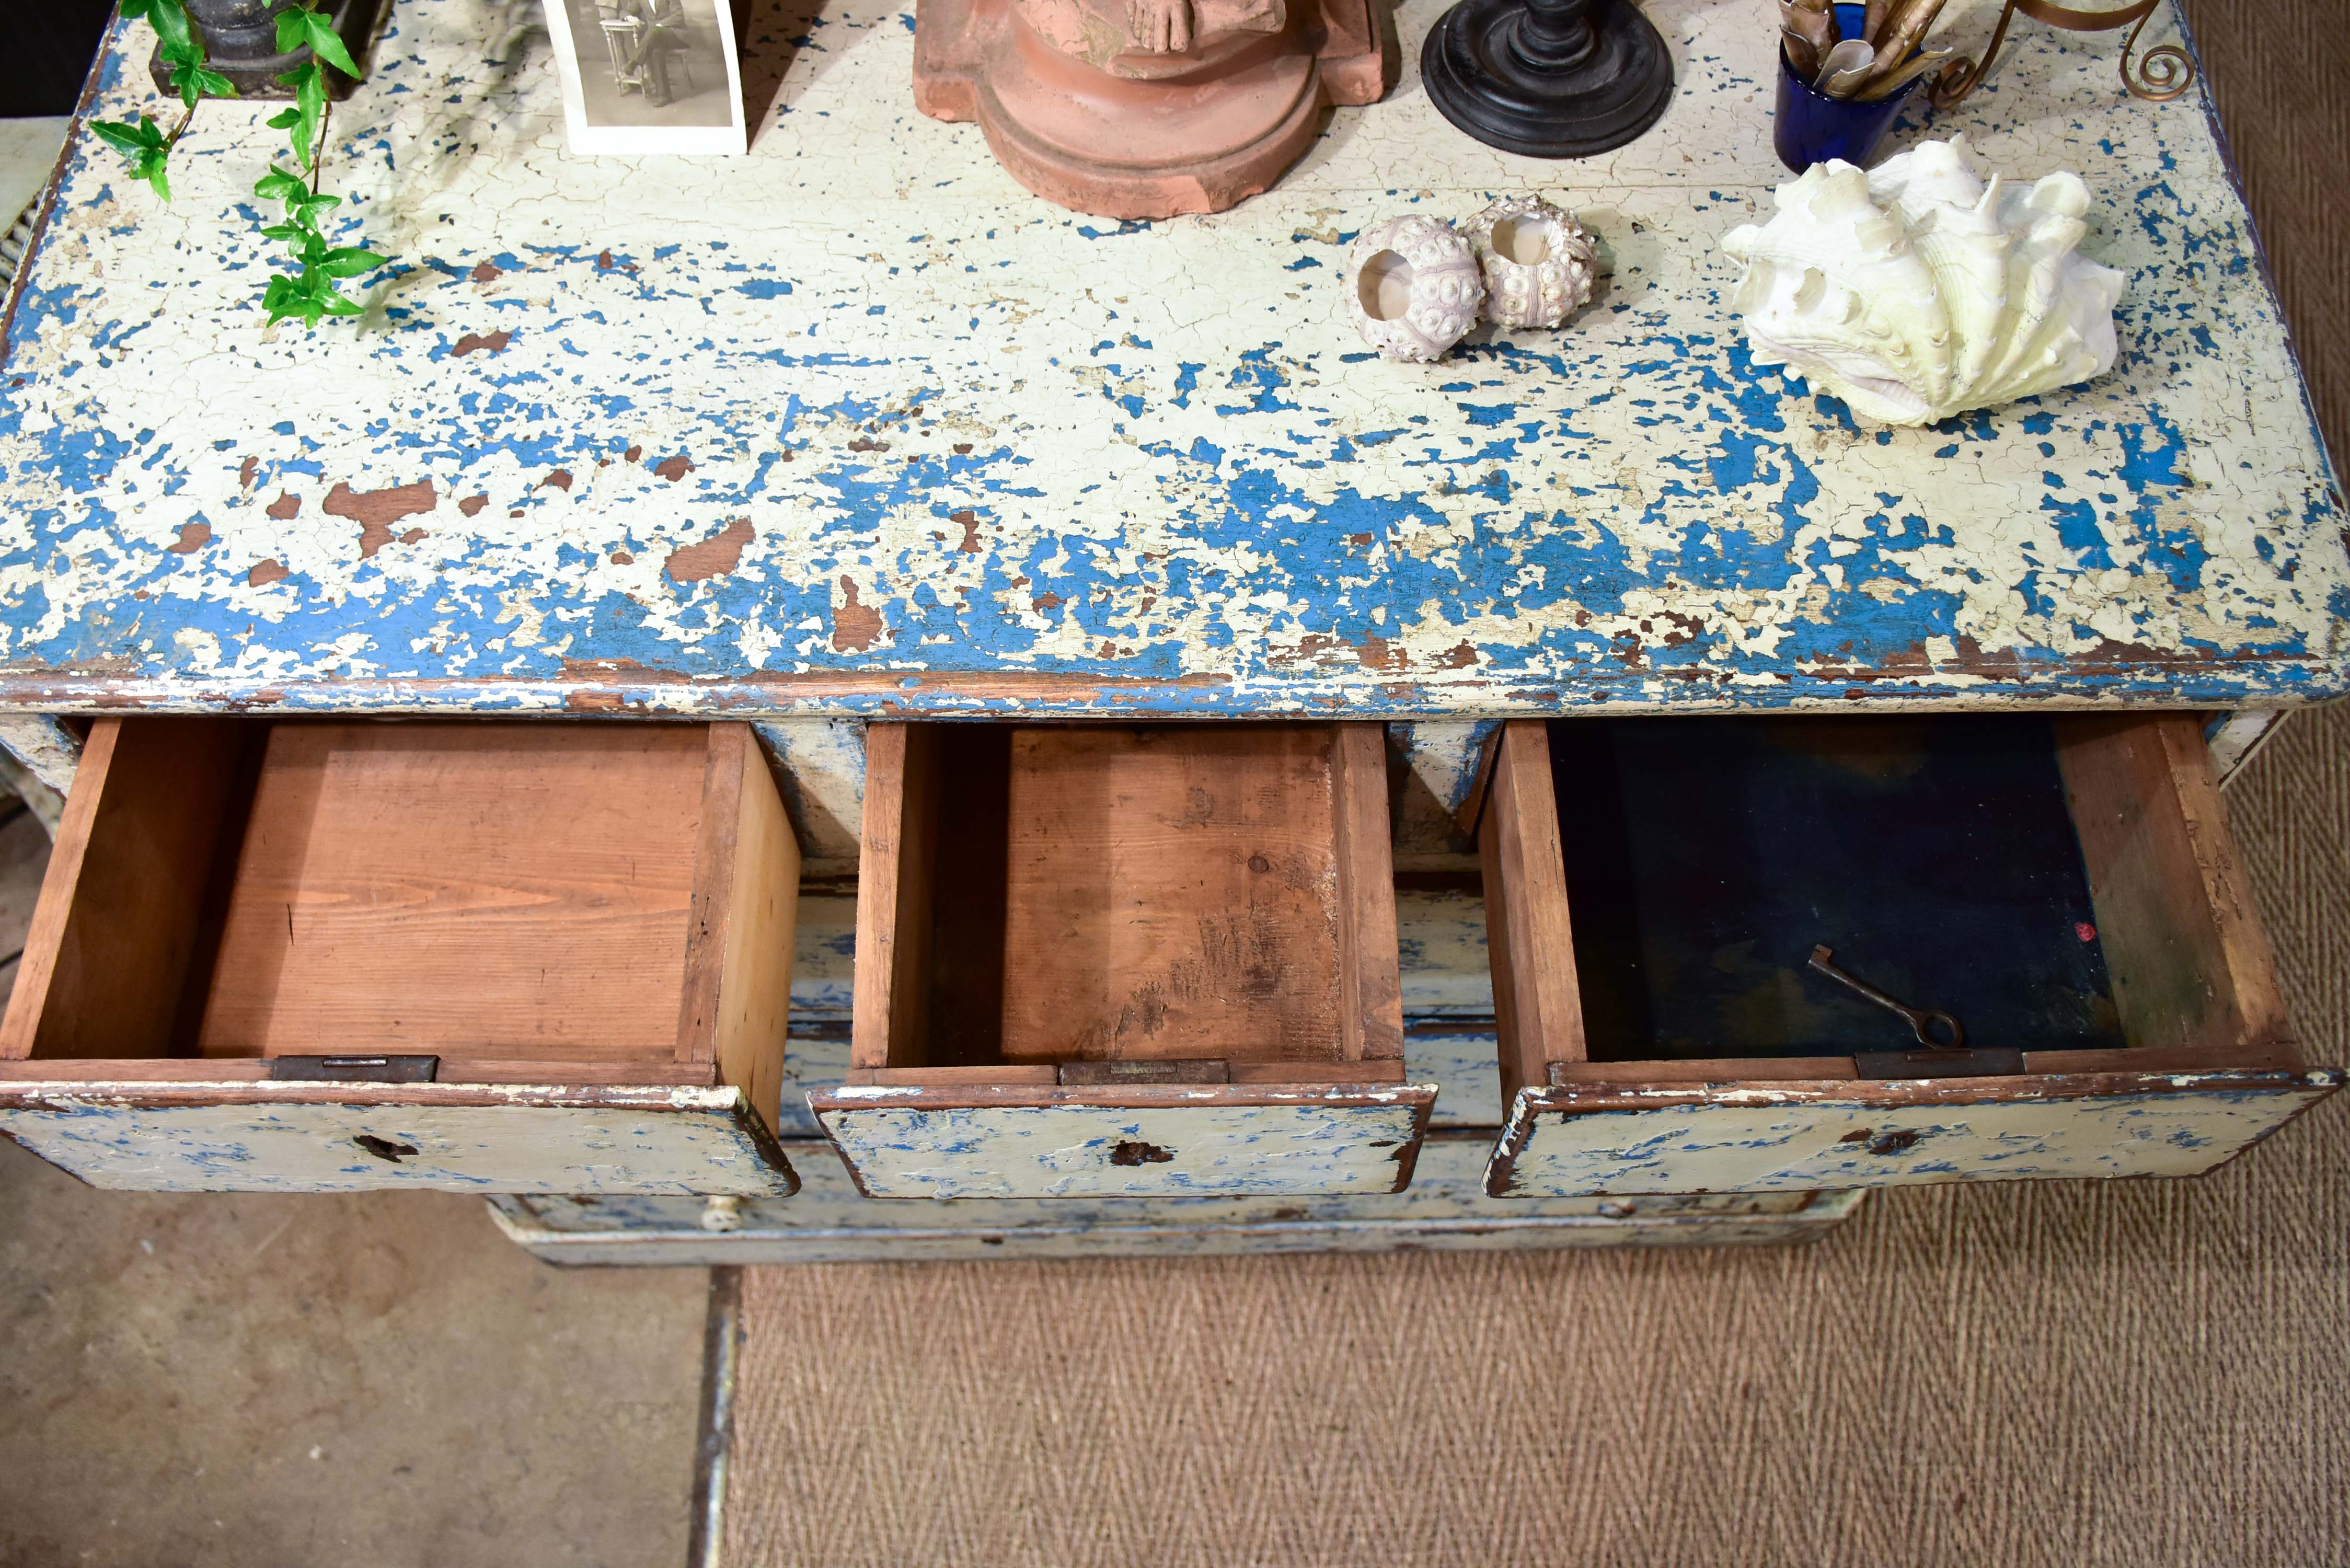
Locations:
0;0;2340;718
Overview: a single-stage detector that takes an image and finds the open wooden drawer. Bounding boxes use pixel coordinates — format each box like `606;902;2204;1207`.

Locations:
807;723;1435;1198
1478;713;2339;1197
0;718;800;1195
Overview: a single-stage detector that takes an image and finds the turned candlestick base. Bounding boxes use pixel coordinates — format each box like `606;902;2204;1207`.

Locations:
1420;0;1673;158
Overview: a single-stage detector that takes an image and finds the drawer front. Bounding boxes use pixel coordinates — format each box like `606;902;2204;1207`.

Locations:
1487;1070;2340;1196
0;717;802;1196
1474;713;2339;1198
0;1083;799;1195
811;1085;1436;1198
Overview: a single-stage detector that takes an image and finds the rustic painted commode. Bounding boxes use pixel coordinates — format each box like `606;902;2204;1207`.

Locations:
0;0;2341;1262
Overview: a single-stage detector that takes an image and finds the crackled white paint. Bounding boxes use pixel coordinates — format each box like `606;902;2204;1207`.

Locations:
0;0;2339;715
0;1091;797;1194
815;1093;1435;1197
1490;1076;2339;1195
489;1134;1867;1262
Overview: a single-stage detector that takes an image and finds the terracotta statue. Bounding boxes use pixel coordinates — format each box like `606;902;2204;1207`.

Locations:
915;0;1397;218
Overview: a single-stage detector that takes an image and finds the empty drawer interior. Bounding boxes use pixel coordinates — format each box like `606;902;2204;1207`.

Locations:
854;722;1402;1087
1531;712;2290;1074
0;717;799;1126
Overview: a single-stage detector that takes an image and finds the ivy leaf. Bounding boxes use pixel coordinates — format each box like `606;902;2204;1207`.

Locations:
302;10;363;78
120;0;154;19
274;4;310;54
134;147;172;202
95;117;174;200
190;66;237;99
93;116;166;155
259;222;309;242
144;0;197;63
318;246;386;278
263;272;322;328
274;61;328;170
253;165;306;202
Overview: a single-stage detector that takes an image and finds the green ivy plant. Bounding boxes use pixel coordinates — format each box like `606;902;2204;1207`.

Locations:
91;0;390;328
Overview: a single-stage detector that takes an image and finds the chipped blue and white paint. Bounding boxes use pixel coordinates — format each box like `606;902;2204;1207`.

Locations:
0;0;2340;718
488;1135;1867;1263
0;1083;799;1194
812;1085;1437;1197
1488;1071;2342;1195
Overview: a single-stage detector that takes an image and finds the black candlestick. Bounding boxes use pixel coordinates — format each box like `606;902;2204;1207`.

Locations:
1420;0;1674;158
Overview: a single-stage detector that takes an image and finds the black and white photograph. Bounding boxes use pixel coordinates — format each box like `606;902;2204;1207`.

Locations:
543;0;747;155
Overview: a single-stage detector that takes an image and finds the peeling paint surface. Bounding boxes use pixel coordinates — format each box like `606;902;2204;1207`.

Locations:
1492;1075;2337;1195
0;1093;798;1194
0;0;2341;716
813;1088;1436;1197
488;1135;1867;1261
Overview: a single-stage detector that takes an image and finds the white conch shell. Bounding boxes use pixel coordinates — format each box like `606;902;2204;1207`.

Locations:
1345;215;1484;363
1720;136;2127;427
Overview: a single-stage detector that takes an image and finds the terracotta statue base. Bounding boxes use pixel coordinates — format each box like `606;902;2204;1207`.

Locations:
915;0;1397;219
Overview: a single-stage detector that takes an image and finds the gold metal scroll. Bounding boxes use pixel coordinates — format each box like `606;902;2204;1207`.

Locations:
1929;0;2195;110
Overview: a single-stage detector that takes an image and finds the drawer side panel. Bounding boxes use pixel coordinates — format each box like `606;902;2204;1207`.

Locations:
815;1093;1432;1198
1489;1073;2340;1196
0;1098;797;1195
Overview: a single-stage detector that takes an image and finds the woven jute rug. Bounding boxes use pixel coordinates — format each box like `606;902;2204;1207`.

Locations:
720;713;2350;1568
721;4;2350;1555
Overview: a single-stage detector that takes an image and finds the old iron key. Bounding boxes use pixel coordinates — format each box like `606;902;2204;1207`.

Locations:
1806;945;1965;1048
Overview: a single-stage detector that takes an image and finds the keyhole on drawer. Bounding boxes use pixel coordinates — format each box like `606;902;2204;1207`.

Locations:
1841;1127;1922;1158
1110;1140;1174;1167
354;1134;419;1164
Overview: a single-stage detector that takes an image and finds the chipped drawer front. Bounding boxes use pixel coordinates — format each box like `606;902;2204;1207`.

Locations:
0;1084;798;1195
1487;1071;2341;1196
0;717;802;1196
1473;713;2342;1199
811;1085;1437;1199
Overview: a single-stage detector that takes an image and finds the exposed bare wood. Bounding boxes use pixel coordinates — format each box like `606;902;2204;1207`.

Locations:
2021;1044;2305;1075
0;717;258;1062
191;723;707;1062
1550;1056;1859;1085
2056;714;2296;1062
998;726;1346;1063
1331;722;1405;1063
1058;1059;1231;1085
1229;1059;1410;1084
1479;721;1586;1103
675;725;745;1067
0;1058;721;1086
846;1065;1058;1086
850;723;937;1070
689;725;802;1133
0;1057;269;1082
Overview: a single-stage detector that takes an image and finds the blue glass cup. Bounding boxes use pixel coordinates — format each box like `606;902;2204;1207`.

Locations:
1773;2;1926;173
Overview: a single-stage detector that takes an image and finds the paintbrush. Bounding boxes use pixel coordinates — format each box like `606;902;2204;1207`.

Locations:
1861;0;1896;46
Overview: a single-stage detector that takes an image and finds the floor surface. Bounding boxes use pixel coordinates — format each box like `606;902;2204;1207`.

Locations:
0;1145;709;1568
